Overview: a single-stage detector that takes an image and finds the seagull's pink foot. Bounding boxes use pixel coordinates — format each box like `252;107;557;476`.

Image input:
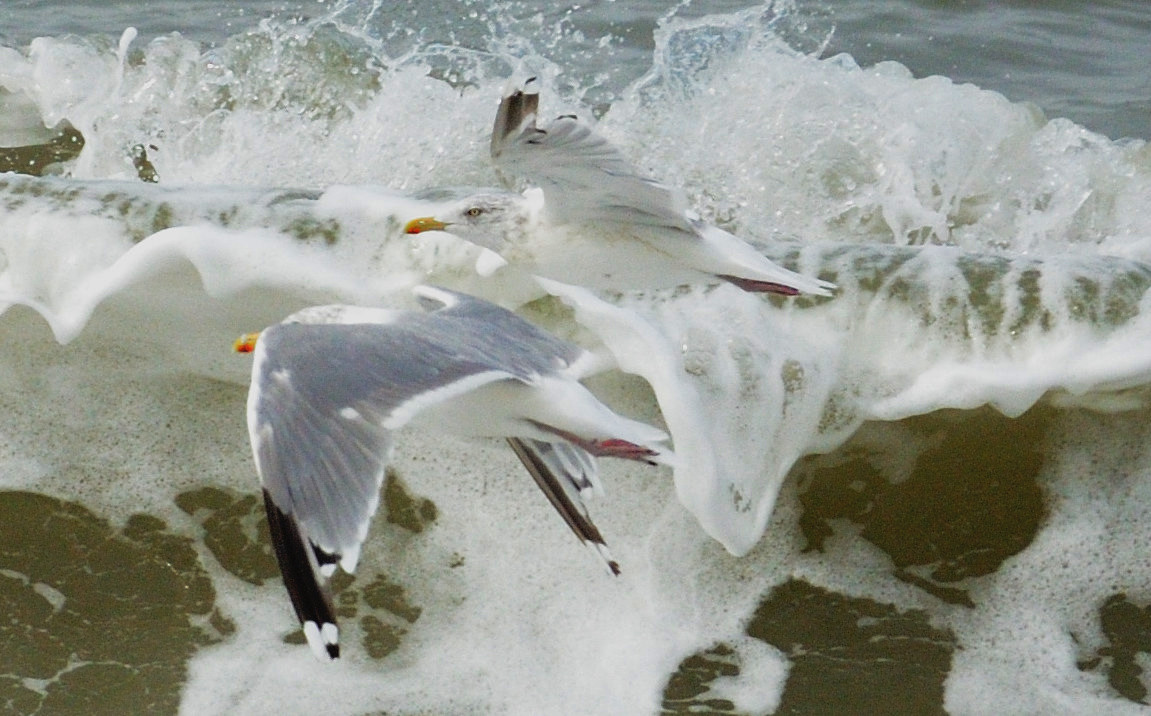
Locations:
586;438;660;463
717;275;800;296
529;422;661;465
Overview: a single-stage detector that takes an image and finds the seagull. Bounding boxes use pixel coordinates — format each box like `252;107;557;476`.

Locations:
403;77;835;297
235;285;671;661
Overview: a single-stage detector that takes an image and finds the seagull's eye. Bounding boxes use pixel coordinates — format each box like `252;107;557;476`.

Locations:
464;207;484;218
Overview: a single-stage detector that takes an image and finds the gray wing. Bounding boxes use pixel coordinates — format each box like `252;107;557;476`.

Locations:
490;77;695;232
414;285;588;375
417;289;624;574
251;320;517;568
505;438;619;575
250;318;522;659
255;288;590;561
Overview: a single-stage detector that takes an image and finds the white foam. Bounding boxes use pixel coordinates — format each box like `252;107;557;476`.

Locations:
942;411;1151;714
608;7;1151;258
2;4;1150;714
707;636;789;715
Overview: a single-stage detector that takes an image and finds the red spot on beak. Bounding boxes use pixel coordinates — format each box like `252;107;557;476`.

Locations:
404;217;448;234
234;332;261;353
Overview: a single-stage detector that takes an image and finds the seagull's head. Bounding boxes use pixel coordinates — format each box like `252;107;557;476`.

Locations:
403;191;530;252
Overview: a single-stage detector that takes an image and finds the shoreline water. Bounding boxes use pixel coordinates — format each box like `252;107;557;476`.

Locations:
1;1;1150;713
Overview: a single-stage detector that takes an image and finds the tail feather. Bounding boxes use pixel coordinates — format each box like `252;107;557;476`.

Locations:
712;256;836;297
690;223;836;297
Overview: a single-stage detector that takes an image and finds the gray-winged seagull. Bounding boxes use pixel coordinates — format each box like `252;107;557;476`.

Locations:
236;285;671;660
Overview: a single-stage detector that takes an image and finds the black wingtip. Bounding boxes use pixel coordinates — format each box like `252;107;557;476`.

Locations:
506;437;620;575
263;489;341;661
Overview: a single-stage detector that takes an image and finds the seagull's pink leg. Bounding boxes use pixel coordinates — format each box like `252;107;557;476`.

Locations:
717;275;800;295
529;423;661;465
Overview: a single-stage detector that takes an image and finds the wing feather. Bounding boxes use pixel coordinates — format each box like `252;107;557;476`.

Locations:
490;80;693;231
506;437;618;575
415;285;588;373
250;319;527;571
262;489;340;660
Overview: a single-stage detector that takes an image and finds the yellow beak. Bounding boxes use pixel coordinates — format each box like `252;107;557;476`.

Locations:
234;332;261;353
404;216;448;234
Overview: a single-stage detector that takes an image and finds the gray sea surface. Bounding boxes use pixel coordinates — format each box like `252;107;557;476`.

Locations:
2;1;1151;714
2;0;1149;139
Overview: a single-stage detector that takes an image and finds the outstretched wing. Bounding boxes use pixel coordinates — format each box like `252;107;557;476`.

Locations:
506;437;619;575
490;77;694;232
414;285;591;376
247;318;516;659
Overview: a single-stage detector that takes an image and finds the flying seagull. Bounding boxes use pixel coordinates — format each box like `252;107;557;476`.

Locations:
236;286;671;660
403;77;835;296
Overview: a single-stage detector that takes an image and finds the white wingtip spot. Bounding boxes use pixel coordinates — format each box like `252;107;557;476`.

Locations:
303;620;339;661
585;542;620;576
339;544;361;574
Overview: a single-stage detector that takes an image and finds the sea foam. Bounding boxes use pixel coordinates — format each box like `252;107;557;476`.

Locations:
1;2;1150;714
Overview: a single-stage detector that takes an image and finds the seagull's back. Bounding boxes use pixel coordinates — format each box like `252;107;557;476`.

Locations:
488;78;836;297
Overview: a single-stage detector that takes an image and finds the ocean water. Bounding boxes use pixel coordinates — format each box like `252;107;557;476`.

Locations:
1;1;1150;714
